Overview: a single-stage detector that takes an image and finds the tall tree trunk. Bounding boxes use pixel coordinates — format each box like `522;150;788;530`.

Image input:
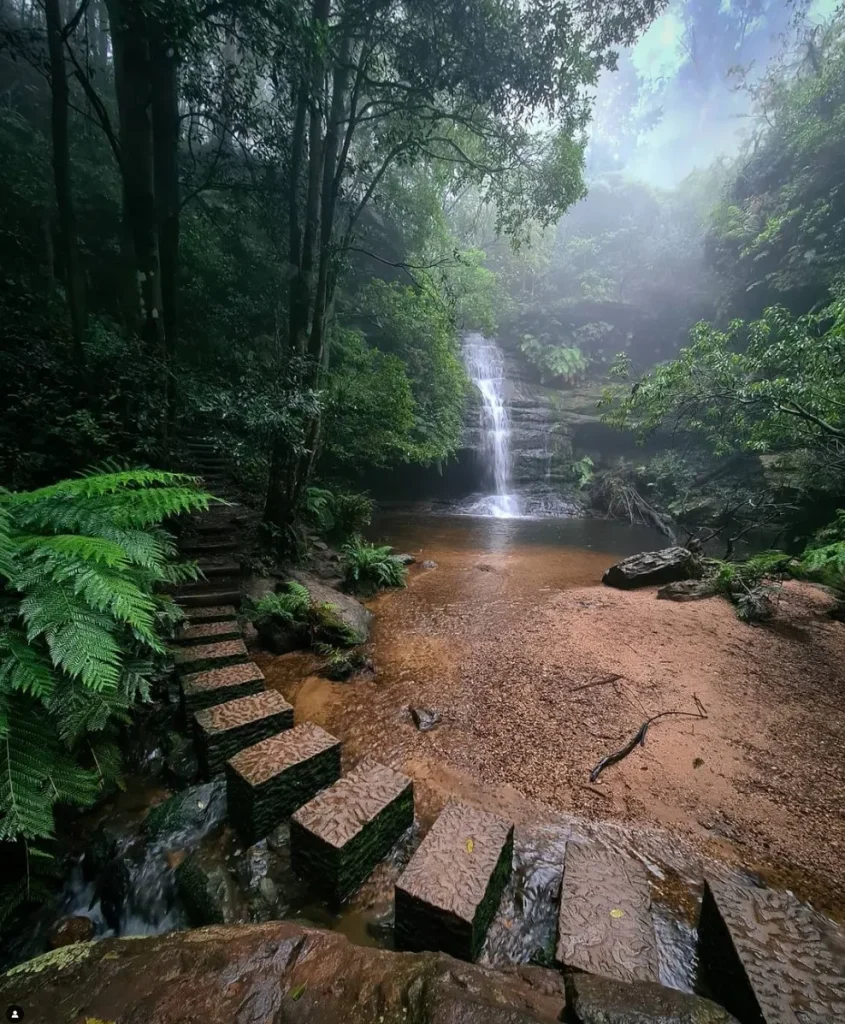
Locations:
45;0;87;366
151;29;180;428
106;0;168;427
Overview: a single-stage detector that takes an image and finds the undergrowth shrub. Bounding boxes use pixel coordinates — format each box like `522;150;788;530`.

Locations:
341;539;408;595
0;468;209;918
305;488;374;543
246;582;363;648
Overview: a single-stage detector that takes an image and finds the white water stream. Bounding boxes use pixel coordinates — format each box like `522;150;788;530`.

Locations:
462;333;520;518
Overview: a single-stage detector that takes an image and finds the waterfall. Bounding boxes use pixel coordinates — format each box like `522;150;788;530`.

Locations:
462;333;520;518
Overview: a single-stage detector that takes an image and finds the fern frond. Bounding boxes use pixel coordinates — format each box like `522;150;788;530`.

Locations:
46;751;99;809
0;697;59;840
0;630;56;699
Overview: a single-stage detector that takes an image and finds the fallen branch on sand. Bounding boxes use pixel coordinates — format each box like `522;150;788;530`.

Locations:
571;673;623;694
589;695;708;783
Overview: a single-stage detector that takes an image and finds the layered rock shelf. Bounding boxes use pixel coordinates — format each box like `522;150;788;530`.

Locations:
556;841;659;984
181;662;265;714
394;800;513;962
698;877;845;1024
225;722;342;846
194;690;294;777
291;758;414;903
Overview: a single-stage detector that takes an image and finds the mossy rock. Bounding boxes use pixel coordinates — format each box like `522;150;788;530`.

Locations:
142;781;225;839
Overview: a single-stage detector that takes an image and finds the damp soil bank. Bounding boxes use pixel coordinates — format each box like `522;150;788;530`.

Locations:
259;510;845;921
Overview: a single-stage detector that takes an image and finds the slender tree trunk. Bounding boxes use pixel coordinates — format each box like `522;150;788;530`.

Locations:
151;30;180;427
45;0;87;366
106;0;168;426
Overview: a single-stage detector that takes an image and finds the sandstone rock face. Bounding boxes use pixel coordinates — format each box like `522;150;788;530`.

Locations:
0;922;568;1024
565;972;741;1024
603;547;698;590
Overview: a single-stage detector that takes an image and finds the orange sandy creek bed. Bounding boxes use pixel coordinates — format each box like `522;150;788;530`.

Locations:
252;512;845;921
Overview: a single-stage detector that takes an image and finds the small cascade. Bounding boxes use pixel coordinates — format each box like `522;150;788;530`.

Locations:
462;333;519;518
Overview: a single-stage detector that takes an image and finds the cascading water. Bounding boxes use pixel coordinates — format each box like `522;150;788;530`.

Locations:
462;332;520;518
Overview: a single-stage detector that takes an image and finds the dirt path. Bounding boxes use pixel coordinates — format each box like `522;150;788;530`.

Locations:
256;525;845;918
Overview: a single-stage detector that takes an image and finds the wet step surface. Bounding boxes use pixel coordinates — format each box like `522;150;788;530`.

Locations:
181;661;265;713
699;877;845;1024
291;758;414;904
226;723;342;846
555;840;659;984
181;604;238;623
196;558;240;579
176;586;242;607
172;638;248;672
194;690;294;777
175;619;242;646
395;799;514;962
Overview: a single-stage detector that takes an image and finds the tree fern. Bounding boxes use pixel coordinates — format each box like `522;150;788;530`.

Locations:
0;468;209;861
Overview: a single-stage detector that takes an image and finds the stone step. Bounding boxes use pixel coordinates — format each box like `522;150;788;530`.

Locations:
555;842;659;984
172;638;248;673
180;538;238;555
698;877;845;1024
181;661;265;714
291;758;414;904
174;619;242;646
395;800;513;962
225;723;341;847
181;604;237;624
176;587;241;608
177;576;240;596
194;690;294;778
196;559;240;579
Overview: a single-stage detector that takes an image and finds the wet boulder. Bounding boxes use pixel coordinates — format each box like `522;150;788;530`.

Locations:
47;916;95;950
175;849;246;927
256;618;309;654
162;730;200;789
565;972;740;1023
142;780;226;841
392;553;417;566
602;547;699;590
656;579;716;602
409;706;441;732
0;922;568;1024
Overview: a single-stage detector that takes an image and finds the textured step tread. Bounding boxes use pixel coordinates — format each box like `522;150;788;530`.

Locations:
397;801;513;924
228;722;340;787
172;638;248;668
195;690;293;736
181;661;265;699
180;539;238;554
293;758;412;850
181;604;237;623
699;877;845;1024
176;589;241;608
555;842;659;984
196;559;240;577
175;619;241;645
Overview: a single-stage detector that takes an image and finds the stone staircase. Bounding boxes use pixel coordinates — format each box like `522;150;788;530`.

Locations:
167;439;845;1024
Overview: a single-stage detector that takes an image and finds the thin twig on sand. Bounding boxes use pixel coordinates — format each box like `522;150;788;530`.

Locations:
571;673;623;694
589;695;709;783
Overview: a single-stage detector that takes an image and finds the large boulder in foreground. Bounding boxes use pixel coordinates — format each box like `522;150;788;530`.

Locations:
566;972;740;1023
603;547;699;590
0;922;567;1024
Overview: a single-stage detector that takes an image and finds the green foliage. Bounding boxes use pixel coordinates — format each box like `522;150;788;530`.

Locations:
341;540;408;596
797;510;845;590
304;488;374;544
313;643;370;682
245;582;363;649
0;470;208;862
519;334;589;384
568;457;595;490
246;582;311;628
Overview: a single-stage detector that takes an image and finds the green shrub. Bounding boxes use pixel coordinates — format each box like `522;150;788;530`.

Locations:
342;539;408;595
304;487;374;543
0;469;209;910
797;510;845;591
245;582;363;648
246;582;311;626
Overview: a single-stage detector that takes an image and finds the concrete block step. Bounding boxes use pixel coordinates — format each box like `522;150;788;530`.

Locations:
180;538;238;555
172;638;248;673
194;690;294;777
196;559;240;579
395;800;513;962
176;588;241;608
181;604;237;624
291;758;413;904
174;619;242;646
698;877;845;1024
177;576;240;596
181;661;265;714
225;723;341;847
555;842;659;984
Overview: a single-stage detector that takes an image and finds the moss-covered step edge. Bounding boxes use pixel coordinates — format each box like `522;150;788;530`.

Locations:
225;740;341;847
290;776;414;904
